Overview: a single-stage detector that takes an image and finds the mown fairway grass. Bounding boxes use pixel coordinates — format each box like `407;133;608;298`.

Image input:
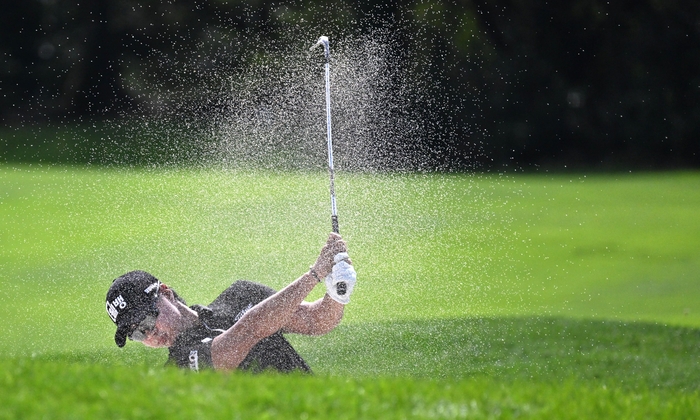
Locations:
1;164;699;418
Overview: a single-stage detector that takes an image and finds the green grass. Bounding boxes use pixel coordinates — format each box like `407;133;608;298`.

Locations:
1;164;699;418
3;356;697;419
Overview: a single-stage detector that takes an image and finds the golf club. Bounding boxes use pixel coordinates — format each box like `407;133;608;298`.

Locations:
312;36;347;296
311;36;339;234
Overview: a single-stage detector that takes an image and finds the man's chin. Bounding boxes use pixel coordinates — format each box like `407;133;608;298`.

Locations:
143;335;173;348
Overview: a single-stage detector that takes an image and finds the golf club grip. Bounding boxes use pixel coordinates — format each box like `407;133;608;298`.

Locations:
331;215;339;234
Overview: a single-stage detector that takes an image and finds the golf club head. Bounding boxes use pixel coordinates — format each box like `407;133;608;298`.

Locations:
310;36;330;60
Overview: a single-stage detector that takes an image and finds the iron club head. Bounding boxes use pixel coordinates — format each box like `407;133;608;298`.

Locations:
310;36;329;51
311;36;330;61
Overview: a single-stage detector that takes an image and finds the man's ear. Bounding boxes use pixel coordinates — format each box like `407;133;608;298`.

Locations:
159;284;175;301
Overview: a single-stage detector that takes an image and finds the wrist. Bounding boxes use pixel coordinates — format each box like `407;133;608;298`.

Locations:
308;266;322;282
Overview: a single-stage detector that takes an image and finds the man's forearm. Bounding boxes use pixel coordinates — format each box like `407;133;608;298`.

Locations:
311;294;345;334
284;293;344;335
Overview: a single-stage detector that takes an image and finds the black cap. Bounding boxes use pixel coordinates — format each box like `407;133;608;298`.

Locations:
106;271;161;347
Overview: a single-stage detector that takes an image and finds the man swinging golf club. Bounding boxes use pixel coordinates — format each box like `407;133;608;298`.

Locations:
105;233;356;372
106;36;354;373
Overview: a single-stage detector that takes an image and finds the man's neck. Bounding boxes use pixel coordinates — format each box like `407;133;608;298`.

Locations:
175;301;199;332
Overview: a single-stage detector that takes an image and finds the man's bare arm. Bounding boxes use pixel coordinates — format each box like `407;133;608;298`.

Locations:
210;233;347;370
210;271;319;370
282;294;344;336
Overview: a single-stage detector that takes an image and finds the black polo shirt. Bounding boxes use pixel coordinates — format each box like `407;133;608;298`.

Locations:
167;280;311;373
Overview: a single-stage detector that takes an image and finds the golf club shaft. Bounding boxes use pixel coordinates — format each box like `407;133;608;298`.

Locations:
325;59;339;234
315;36;339;234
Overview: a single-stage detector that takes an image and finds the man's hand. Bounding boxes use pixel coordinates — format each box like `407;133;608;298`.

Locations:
311;233;347;279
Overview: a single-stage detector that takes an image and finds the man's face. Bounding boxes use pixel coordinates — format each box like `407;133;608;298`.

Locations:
140;293;181;348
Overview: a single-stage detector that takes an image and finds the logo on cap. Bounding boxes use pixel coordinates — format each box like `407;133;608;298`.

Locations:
106;295;127;322
144;282;159;294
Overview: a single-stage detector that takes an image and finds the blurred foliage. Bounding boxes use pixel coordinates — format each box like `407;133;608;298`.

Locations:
2;0;699;170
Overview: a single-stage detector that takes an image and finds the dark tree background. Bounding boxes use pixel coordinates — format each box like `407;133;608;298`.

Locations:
2;0;699;170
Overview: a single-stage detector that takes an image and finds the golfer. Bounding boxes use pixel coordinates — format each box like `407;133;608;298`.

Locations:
105;233;356;372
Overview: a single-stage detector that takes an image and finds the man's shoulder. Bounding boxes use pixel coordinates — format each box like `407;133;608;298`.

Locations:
220;280;276;297
199;280;277;327
208;280;276;308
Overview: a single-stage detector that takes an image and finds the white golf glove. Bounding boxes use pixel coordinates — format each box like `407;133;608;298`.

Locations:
325;252;357;304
